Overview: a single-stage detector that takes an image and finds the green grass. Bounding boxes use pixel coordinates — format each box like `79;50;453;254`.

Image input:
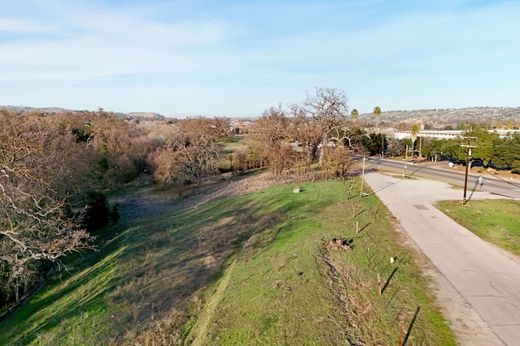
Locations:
437;199;520;257
188;182;454;345
0;179;455;345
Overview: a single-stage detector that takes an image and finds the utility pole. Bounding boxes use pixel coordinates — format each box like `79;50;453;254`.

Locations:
418;136;422;160
360;156;366;196
381;134;385;158
461;136;477;205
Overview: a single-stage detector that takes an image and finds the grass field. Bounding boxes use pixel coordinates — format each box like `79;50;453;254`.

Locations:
0;178;454;345
437;199;520;257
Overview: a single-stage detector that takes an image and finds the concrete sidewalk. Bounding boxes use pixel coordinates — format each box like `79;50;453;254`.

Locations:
365;172;520;345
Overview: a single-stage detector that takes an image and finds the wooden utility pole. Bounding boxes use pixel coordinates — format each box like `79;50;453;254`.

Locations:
360;157;366;196
381;134;385;157
461;136;477;205
418;136;422;159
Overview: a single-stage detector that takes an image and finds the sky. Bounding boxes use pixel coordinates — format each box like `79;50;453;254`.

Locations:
0;0;519;117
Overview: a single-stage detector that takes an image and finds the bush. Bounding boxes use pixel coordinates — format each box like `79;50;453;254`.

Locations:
82;191;111;231
321;147;354;179
512;160;520;175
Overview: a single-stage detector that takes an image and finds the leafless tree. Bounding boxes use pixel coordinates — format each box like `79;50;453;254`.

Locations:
321;147;354;179
0;111;92;302
302;88;349;164
150;119;224;186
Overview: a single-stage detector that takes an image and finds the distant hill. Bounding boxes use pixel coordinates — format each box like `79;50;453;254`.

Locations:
360;107;520;127
0;105;73;114
0;106;164;120
126;112;165;119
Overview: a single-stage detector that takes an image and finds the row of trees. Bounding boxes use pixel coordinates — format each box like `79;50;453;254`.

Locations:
0;110;231;305
384;125;520;172
421;127;520;172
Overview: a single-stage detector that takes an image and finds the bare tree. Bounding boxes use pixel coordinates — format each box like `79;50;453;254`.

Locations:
303;88;349;164
253;107;289;146
321;147;354;179
150;123;221;186
0;111;92;302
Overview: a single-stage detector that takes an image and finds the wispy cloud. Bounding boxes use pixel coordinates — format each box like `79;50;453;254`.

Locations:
0;0;518;115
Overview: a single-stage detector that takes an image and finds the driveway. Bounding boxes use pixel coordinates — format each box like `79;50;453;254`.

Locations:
365;172;520;346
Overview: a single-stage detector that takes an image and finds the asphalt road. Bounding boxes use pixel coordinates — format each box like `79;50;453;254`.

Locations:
357;156;520;200
365;172;520;345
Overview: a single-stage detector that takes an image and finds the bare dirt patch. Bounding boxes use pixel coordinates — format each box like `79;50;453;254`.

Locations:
111;170;294;224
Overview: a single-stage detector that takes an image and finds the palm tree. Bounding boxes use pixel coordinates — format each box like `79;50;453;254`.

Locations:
373;106;382;155
373;106;381;121
351;109;359;124
410;123;420;159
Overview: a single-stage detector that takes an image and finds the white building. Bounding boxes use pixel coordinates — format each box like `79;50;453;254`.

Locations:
394;129;520;140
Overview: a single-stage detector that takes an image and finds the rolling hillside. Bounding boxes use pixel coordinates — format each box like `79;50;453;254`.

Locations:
0;175;454;345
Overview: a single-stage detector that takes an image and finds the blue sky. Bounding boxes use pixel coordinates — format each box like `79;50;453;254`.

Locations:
0;0;519;116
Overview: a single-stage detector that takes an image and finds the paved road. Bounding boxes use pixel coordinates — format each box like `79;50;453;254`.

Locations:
357;156;520;199
365;173;520;345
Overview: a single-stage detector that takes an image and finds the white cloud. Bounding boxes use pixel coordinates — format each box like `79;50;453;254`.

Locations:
0;0;519;115
0;0;235;83
0;19;56;33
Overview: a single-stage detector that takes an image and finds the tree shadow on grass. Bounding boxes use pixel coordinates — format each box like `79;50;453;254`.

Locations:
108;182;341;340
2;181;342;344
4;236;127;345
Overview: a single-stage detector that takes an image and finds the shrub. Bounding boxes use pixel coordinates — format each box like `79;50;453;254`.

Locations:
512;160;520;175
321;147;354;179
81;191;111;231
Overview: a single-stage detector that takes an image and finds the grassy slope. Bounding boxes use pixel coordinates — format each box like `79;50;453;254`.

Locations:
0;180;454;345
437;199;520;257
188;182;454;345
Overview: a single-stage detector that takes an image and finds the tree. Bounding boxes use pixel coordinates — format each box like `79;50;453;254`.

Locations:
252;108;296;176
410;123;420;159
469;127;500;166
253;107;289;146
321;147;354;179
328;125;365;153
303;88;348;164
422;139;443;161
351;109;359;124
373;106;383;155
386;138;406;157
0;111;92;302
288;108;323;160
373;106;382;121
151;134;219;185
362;133;388;155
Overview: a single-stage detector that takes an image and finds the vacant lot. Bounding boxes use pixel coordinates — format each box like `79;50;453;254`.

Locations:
438;199;520;257
0;176;454;345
